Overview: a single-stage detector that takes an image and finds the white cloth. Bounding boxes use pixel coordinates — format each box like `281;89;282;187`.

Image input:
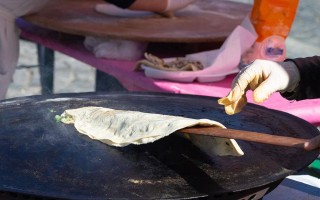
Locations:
0;0;50;99
84;36;147;61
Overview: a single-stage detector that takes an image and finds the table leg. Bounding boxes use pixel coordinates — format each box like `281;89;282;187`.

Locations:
95;70;127;92
37;44;54;94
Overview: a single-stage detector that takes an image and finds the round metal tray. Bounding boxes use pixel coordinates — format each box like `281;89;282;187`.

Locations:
0;92;318;199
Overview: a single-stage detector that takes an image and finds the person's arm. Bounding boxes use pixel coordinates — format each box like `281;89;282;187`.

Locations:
218;57;320;151
218;56;320;114
281;56;320;100
286;56;320;151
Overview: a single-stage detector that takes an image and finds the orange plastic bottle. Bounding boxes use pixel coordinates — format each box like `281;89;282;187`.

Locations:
241;0;299;65
250;0;299;42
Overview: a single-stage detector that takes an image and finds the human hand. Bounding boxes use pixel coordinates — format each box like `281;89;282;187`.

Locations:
218;59;300;115
304;135;320;151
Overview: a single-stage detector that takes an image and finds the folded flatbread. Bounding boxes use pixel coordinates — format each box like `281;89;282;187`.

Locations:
60;106;244;156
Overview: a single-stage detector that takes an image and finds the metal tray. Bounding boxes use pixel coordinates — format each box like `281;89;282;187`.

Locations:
0;92;318;199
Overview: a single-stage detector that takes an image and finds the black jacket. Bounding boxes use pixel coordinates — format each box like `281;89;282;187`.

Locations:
282;56;320;100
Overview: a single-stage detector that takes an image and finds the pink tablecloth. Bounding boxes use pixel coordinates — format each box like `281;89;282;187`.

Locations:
18;19;320;126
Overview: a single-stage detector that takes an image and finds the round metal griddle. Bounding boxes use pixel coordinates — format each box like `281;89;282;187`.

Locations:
0;92;318;200
22;0;251;43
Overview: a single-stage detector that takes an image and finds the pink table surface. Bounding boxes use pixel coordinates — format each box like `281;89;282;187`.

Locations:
18;19;320;126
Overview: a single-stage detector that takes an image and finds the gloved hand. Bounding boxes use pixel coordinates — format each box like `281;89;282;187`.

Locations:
304;135;320;151
218;59;300;115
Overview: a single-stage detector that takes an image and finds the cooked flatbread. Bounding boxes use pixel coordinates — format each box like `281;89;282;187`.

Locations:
60;106;244;156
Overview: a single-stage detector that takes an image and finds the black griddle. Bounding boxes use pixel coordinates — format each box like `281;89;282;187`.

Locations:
0;92;318;200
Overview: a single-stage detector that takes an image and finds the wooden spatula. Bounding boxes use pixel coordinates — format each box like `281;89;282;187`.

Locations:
179;126;309;149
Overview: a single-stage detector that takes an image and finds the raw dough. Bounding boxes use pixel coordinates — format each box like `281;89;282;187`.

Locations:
60;106;244;156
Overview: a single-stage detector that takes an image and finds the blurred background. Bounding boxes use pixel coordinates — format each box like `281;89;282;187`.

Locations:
6;0;320;99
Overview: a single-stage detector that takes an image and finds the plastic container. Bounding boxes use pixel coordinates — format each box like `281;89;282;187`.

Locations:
250;0;299;42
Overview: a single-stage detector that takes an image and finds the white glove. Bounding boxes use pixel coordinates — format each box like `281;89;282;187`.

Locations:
218;59;300;115
84;36;147;61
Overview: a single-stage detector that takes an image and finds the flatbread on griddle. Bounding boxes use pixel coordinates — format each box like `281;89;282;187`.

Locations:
60;106;244;156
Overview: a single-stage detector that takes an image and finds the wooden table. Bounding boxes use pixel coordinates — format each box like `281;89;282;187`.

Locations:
23;0;251;43
20;0;252;93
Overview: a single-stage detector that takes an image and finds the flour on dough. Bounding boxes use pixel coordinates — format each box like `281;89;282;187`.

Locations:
60;106;244;156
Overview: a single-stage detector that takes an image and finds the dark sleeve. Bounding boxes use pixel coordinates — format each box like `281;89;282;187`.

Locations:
281;56;320;100
104;0;136;9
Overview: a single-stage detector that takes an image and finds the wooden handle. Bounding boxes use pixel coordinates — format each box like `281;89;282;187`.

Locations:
179;126;309;148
